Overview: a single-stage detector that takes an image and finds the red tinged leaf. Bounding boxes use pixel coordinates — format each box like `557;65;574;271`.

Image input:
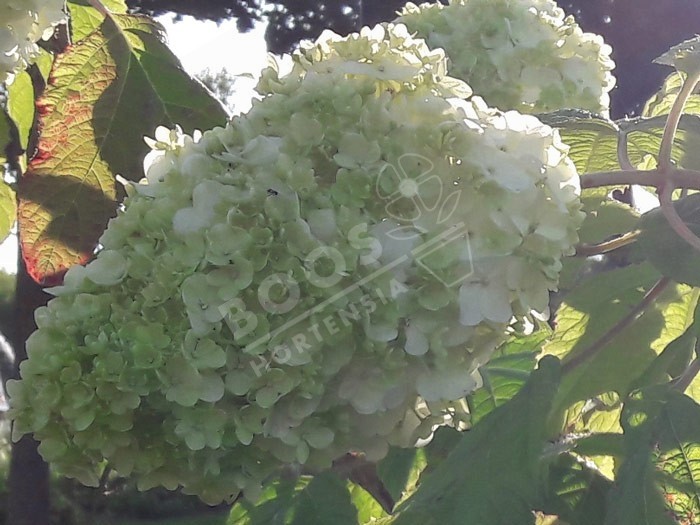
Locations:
19;13;228;285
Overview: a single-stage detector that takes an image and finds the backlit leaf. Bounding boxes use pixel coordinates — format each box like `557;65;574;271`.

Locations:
387;358;561;525
18;13;227;285
654;36;700;76
632;295;700;390
467;327;550;424
67;0;128;42
7;71;35;151
544;263;698;416
0;112;16;243
539;110;619;173
644;72;700;118
349;482;389;523
577;187;639;246
541;455;612;525
0;181;16;245
605;386;700;525
0;110;10;166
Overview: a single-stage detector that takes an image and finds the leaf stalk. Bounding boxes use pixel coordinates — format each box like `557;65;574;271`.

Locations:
575;230;640;256
561;277;671;375
658;70;700;173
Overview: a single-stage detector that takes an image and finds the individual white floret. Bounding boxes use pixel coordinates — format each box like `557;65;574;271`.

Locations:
0;0;66;83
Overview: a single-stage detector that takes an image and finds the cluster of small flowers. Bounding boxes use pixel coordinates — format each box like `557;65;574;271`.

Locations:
8;23;584;502
0;0;66;83
397;0;616;115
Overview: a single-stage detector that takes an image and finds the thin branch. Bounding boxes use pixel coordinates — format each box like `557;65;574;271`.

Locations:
575;230;640;257
659;180;700;252
580;169;659;189
617;131;635;171
659;70;700;173
561;277;671;375
672;357;700;393
580;167;700;191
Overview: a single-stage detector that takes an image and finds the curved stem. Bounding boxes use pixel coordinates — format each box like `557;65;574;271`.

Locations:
659;70;700;173
575;230;640;257
672;356;700;392
561;277;671;375
659;180;700;252
617;132;635;171
580;167;700;191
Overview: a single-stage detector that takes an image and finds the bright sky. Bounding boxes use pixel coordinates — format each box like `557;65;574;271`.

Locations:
157;14;269;114
0;15;269;274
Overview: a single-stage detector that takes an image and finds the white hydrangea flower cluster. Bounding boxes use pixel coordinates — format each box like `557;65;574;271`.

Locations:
8;24;583;503
397;0;616;115
0;0;66;83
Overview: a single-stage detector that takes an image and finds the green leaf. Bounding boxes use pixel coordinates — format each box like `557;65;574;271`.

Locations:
387;357;561;525
623;114;700;171
654;36;700;76
633;295;700;390
645;72;700;118
229;473;361;525
559;186;640;293
539;110;619;173
421;426;462;470
0;113;17;244
637;193;700;286
34;49;54;83
544;263;698;416
18;13;228;285
639;72;700;171
577;187;639;245
348;482;389;523
376;448;425;504
289;472;358;525
541;454;612;525
0;181;16;245
7;71;35;151
566;393;623;435
605;386;700;524
572;432;625;461
228;478;307;525
560;393;623;479
67;0;128;42
541;107;700;175
467;327;550;424
0;110;10;166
